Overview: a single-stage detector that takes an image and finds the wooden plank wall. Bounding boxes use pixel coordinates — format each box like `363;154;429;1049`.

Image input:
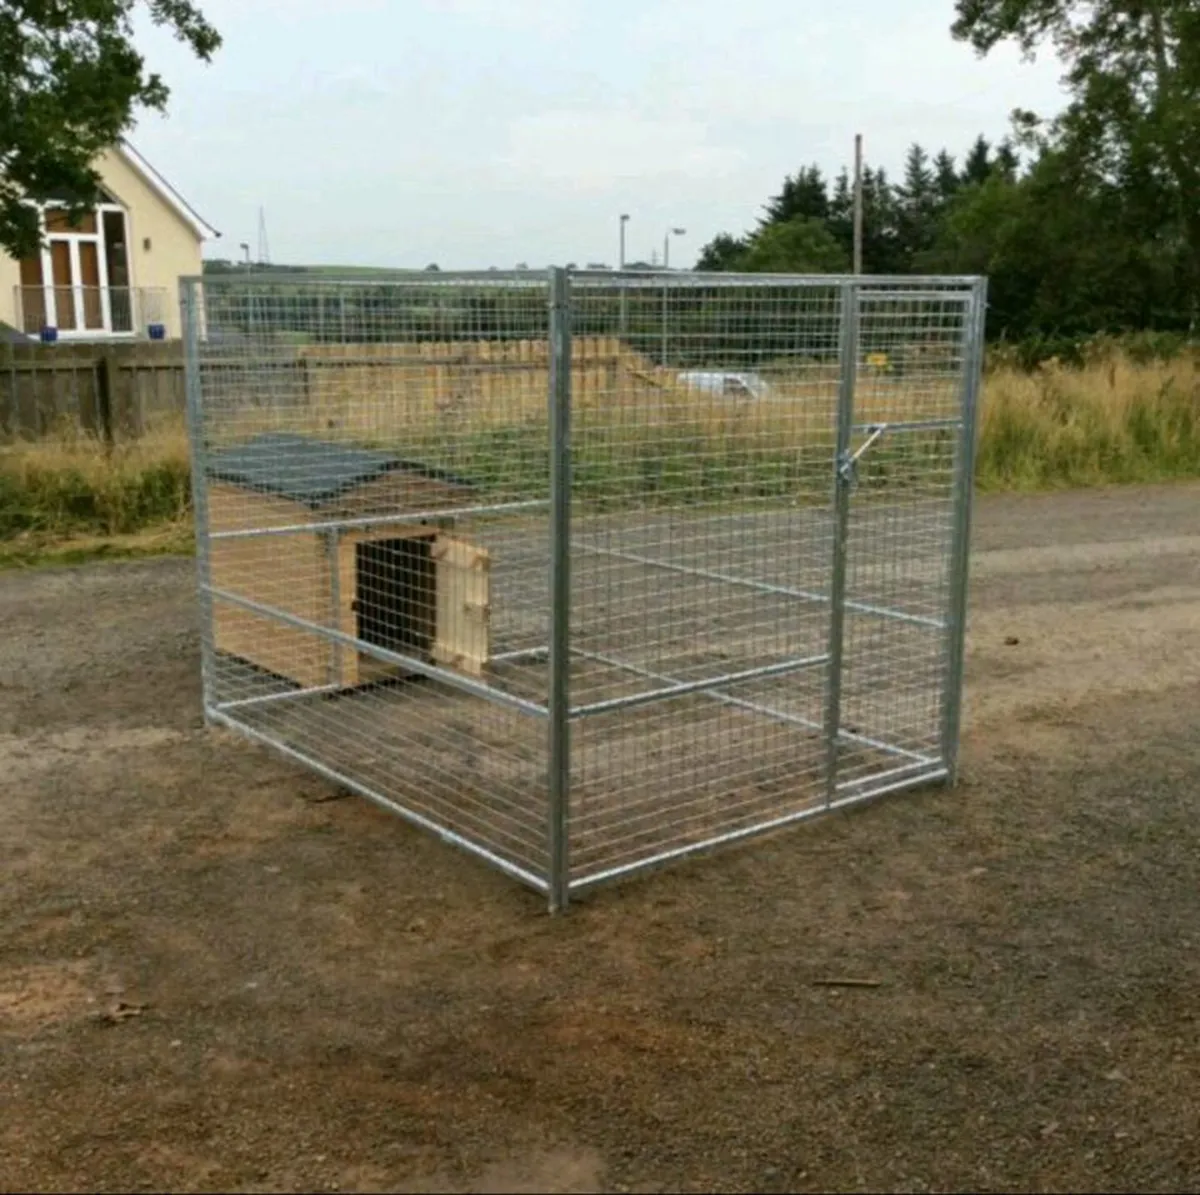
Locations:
0;341;186;442
0;336;673;443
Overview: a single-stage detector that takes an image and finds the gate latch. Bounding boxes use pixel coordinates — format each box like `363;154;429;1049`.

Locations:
838;422;890;489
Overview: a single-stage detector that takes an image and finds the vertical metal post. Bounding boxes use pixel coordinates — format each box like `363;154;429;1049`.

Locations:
181;279;216;721
326;528;343;686
547;267;573;912
823;281;859;806
941;278;988;783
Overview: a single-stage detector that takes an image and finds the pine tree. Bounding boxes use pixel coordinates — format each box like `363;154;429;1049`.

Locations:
934;149;960;203
761;166;829;226
962;135;993;186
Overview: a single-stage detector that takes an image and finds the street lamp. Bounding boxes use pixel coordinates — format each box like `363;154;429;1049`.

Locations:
239;242;251;266
618;214;630;269
663;227;686;270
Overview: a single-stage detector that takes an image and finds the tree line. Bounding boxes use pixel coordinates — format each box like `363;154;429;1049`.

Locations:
696;0;1200;357
695;129;1193;353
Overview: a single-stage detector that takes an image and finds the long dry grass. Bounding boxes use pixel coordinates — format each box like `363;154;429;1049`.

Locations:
0;426;191;552
1;351;1196;561
977;353;1200;489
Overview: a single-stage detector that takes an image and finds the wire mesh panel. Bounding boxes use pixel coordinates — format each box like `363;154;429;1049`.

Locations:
183;269;985;909
185;273;558;890
836;285;981;799
564;275;843;889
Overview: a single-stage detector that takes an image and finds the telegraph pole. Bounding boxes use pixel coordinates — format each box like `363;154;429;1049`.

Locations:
853;134;864;275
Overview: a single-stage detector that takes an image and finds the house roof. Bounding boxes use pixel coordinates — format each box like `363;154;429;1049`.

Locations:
207;432;476;508
116;141;220;241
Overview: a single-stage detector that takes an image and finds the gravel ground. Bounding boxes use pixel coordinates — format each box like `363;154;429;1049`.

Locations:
1;482;1198;1193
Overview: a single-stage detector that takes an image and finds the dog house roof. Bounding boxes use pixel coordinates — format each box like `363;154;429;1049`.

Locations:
207;432;475;508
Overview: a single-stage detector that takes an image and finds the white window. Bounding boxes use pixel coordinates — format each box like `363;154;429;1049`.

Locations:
18;193;135;336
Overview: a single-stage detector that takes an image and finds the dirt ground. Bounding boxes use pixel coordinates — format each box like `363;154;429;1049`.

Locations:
1;482;1198;1194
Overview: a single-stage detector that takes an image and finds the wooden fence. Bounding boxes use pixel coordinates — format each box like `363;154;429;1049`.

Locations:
0;341;186;442
0;336;690;444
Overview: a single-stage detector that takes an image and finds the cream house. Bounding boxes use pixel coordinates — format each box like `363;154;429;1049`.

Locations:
0;141;217;341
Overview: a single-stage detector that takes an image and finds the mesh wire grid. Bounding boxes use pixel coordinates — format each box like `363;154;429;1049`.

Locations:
184;269;985;907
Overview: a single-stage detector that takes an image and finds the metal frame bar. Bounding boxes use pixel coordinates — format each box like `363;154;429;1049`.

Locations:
213;684;345;711
852;417;961;436
191;269;984;290
326;527;343;685
571;542;945;630
570;652;829;718
204;584;548;719
941;278;988;783
570;647;936;767
208;706;549;893
824;281;859;807
567;765;948;895
181;279;217;722
208;498;547;542
546;267;573;913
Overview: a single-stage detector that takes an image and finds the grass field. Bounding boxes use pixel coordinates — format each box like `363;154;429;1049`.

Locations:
0;350;1196;566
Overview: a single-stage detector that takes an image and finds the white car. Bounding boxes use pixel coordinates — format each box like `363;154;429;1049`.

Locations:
676;370;772;400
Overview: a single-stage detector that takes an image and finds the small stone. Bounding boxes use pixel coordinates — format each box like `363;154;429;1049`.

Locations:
1004;636;1020;646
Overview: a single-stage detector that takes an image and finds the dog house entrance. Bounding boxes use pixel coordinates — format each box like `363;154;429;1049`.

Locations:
355;536;437;659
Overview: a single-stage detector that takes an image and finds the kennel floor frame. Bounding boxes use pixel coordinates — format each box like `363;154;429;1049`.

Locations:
183;268;988;910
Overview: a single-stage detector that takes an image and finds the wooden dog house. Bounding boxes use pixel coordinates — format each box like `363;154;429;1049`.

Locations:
207;433;490;689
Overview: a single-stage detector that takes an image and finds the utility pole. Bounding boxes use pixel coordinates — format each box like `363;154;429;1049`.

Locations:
853;133;864;276
257;207;271;266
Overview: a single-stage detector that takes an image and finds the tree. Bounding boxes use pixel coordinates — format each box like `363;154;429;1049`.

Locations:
760;165;829;227
0;1;221;259
962;134;993;186
740;216;847;274
934;149;960;203
897;143;940;265
993;139;1020;181
953;0;1200;310
695;232;749;271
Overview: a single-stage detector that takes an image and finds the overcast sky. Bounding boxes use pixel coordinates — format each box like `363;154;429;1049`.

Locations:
130;0;1068;270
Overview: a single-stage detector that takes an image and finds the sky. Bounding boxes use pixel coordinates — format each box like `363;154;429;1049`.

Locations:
129;0;1070;270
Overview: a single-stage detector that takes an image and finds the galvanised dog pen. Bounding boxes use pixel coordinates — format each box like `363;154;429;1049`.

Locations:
184;269;986;910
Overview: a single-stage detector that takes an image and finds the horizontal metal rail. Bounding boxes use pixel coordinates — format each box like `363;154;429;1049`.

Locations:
571;542;946;630
491;645;551;664
568;764;948;894
205;584;549;718
208;705;549;893
852;417;961;435
572;647;938;766
836;756;944;793
855;290;973;304
570;652;829;718
214;683;344;711
208;497;548;541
